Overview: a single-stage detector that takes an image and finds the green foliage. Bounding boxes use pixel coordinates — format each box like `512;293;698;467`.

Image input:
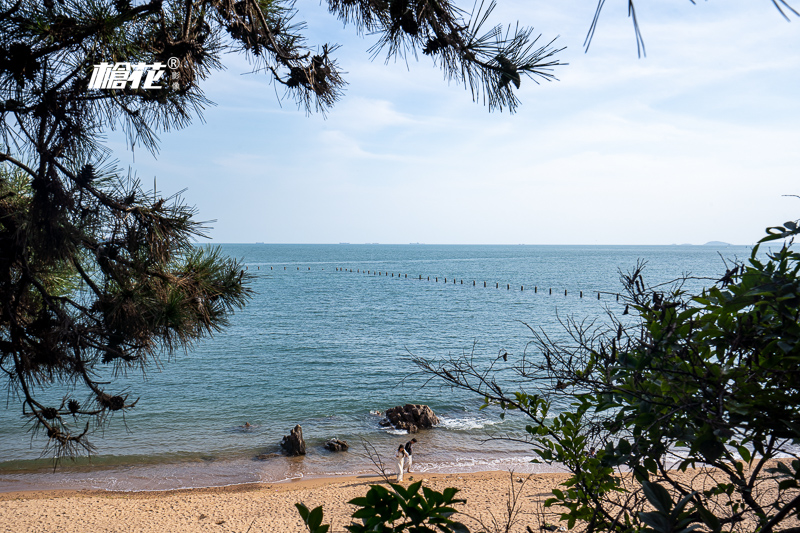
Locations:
417;217;800;533
535;221;800;532
637;482;698;533
296;503;330;533
295;481;469;533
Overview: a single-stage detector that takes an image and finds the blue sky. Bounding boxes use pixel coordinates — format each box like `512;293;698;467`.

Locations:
109;0;800;245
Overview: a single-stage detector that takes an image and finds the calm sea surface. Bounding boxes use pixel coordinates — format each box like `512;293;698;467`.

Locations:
0;244;754;492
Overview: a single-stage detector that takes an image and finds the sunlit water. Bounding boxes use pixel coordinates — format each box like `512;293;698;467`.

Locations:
0;244;753;492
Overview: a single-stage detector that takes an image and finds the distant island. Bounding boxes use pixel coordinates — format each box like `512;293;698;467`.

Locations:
703;241;733;246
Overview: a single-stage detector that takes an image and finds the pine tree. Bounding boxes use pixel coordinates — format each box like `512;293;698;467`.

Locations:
0;0;563;461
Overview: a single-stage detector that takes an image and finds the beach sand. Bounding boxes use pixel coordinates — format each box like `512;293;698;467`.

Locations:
0;470;571;533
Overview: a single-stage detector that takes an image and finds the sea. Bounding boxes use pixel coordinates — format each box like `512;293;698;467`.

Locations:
0;243;755;492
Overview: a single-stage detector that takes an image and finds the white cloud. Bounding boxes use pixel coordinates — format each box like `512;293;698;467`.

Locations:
107;0;800;244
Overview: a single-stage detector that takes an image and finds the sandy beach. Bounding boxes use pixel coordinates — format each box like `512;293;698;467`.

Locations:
0;470;571;533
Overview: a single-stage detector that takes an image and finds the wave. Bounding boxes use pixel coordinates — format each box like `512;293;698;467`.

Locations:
437;415;503;431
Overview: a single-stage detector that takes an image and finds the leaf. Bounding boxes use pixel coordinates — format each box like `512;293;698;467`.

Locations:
351;508;377;519
407;480;423;498
641;481;673;514
448;522;470;533
295;503;310;521
639;510;670;532
308;505;324;530
695;504;721;533
736;446;751;463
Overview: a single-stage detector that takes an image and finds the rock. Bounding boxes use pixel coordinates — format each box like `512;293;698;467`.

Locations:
384;404;439;433
280;424;306;456
324;438;349;452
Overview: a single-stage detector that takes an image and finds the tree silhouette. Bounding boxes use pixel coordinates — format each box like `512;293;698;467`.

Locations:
0;0;564;461
415;219;800;533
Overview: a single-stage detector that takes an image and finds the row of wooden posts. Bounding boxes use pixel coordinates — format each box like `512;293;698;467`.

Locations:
332;267;620;301
242;264;620;301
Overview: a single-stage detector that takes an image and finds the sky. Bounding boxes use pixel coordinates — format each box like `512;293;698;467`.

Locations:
108;0;800;245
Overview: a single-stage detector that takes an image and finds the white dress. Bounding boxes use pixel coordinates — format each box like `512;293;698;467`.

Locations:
395;449;409;481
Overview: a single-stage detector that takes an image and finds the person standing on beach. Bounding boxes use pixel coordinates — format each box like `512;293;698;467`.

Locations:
395;445;409;482
404;438;417;473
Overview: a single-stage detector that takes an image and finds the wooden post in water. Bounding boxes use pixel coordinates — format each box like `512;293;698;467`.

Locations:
617;294;620;301
496;283;499;288
580;291;583;298
598;292;601;300
565;289;568;296
549;288;552;295
507;284;509;290
521;286;523;291
535;286;537;293
473;280;476;286
484;281;486;287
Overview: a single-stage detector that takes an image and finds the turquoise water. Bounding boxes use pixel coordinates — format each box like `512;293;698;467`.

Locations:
0;244;753;491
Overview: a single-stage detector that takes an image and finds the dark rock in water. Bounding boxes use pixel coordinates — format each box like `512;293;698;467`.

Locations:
385;404;439;433
281;424;306;456
256;453;281;461
379;418;392;427
324;438;349;452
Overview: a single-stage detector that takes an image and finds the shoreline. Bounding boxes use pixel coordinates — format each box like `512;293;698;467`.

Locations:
0;471;394;500
0;470;572;533
0;446;560;494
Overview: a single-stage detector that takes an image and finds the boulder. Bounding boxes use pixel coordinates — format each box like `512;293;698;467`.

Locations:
384;404;439;433
324;438;349;452
280;424;306;456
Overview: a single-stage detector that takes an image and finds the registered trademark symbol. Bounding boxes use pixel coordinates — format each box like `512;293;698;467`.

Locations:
167;57;179;70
